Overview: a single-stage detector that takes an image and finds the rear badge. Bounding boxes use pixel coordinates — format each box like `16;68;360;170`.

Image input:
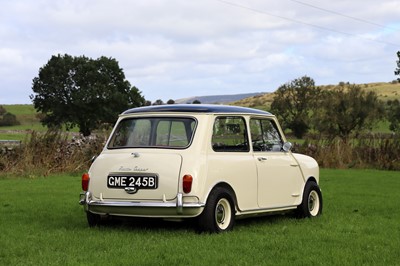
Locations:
124;187;138;194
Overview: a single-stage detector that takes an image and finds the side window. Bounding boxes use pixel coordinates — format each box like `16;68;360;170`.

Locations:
212;116;249;152
250;118;283;152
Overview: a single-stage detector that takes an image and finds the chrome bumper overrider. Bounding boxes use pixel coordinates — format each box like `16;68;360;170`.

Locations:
79;191;204;215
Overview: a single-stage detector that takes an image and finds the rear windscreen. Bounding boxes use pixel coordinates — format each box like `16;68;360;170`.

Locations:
108;117;197;149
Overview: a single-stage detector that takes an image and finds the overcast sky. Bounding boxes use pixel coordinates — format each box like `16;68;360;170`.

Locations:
1;0;399;104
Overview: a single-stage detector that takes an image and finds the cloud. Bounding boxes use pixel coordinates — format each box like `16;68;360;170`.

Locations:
0;0;399;104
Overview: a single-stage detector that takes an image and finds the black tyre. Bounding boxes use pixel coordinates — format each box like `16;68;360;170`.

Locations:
297;181;323;218
197;187;235;233
86;212;102;227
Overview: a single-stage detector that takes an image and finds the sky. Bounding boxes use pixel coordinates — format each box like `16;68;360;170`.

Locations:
1;0;400;104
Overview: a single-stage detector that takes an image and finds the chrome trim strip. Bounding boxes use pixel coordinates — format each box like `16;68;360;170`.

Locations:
239;205;297;214
80;191;204;213
79;192;86;205
87;200;204;208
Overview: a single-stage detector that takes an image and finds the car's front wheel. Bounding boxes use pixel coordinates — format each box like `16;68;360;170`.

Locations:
197;187;235;233
297;181;323;218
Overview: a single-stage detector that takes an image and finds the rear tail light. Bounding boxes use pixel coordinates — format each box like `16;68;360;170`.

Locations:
82;173;90;191
182;175;193;194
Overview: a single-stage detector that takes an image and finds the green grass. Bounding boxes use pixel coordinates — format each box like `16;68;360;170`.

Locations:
375;119;392;133
0;133;26;141
2;104;36;116
1;169;399;265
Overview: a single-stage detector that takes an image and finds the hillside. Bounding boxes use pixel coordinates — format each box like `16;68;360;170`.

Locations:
231;82;400;110
175;92;265;104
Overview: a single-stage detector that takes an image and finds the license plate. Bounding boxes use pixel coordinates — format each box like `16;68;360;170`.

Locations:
107;174;158;189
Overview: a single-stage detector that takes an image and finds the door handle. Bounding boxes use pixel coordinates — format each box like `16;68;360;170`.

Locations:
257;157;267;161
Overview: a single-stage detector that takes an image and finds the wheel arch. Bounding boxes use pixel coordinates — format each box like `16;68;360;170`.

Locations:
301;176;320;197
305;176;318;185
206;182;238;214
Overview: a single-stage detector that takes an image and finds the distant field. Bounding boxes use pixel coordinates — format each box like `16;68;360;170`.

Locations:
0;104;77;140
363;82;400;100
1;104;44;131
2;104;37;121
0;105;44;140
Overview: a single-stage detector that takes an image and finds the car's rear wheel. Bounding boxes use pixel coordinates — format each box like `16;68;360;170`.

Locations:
86;212;101;227
197;187;235;233
297;181;323;218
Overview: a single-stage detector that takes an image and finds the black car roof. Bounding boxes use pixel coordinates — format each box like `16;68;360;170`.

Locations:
122;104;272;115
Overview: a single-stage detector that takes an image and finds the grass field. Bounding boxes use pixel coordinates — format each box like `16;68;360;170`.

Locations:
0;104;79;141
1;105;44;131
0;105;44;140
1;169;399;265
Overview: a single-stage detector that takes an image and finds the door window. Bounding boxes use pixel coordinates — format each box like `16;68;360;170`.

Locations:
250;118;283;152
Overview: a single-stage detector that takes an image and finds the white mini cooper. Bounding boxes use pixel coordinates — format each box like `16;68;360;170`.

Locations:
80;104;322;233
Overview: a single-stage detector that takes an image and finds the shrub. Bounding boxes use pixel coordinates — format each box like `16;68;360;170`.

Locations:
0;112;20;126
0;130;106;177
0;105;20;126
294;134;400;170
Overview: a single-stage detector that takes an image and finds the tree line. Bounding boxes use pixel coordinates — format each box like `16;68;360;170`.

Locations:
270;51;400;140
30;52;400;138
270;76;400;140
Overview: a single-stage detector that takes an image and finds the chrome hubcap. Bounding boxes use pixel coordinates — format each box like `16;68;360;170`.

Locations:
215;198;231;230
216;204;225;224
308;190;319;216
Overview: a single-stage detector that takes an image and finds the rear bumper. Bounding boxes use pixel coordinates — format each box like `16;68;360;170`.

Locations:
79;191;205;218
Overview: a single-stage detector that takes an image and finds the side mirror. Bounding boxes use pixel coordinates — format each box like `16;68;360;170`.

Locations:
282;142;292;152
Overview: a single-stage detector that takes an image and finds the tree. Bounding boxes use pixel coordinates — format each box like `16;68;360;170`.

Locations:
387;99;400;133
395;51;400;82
128;86;147;107
30;54;145;136
192;100;201;104
315;85;384;140
167;99;175;104
270;76;321;138
0;106;6;116
153;99;164;105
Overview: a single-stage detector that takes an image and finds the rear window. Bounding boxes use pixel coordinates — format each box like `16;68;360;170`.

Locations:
108;117;196;149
